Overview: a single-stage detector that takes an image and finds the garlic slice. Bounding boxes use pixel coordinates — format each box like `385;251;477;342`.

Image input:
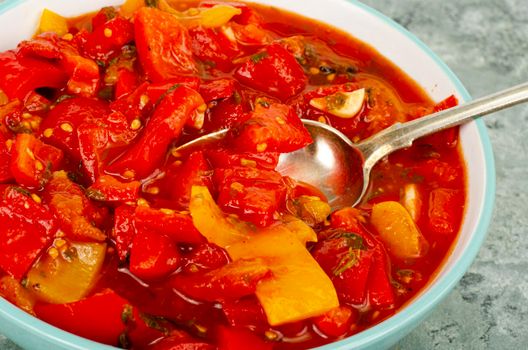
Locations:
309;88;366;119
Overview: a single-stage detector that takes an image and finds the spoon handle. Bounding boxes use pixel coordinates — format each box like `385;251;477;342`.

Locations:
356;81;528;168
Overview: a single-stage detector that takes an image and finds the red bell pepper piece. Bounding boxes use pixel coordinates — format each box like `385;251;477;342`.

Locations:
417;95;459;149
148;334;215;350
10;133;63;188
134;206;205;244
145;76;201;104
40;96;110;162
412;158;462;187
129;228;181;281
108;86;204;179
43;172;108;242
189;26;240;72
234;43;307;100
229;102;312;153
114;68;138;99
216;326;273;350
182;243;230;273
134;7;197;81
206;147;279;170
0;134;13;183
0;186;57;280
213;166;287;227
110;82;153;123
170;259;272;302
0;50;67;100
34;289;130;346
112;204;136;261
428;188;464;234
87;175;141;202
164;151;213;208
199;78;237;102
313;305;358;338
92;6;118;29
367;244;395;308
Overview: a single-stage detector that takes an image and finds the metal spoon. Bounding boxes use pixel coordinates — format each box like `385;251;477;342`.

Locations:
175;82;528;208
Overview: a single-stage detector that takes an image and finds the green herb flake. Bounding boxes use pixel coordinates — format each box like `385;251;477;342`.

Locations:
332;247;361;276
251;51;269;64
145;0;159;7
121;304;134;324
139;313;169;334
86;188;107;202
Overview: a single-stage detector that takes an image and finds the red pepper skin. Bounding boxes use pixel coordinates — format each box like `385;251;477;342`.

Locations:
216;326;273;350
181;243;230;273
235;43;307;100
230;102;312;153
81;16;134;62
221;297;268;330
170;260;272;302
146;76;201;103
214;166;287;227
87;175;141;202
206;98;248;132
0;186;57;280
112;204;136;261
428;188;464;234
0;50;67;100
134;206;205;244
114;68;138;99
91;6;118;29
43;173;108;242
189;26;240;72
108;86;204;179
206;148;279;170
313;305;358;338
40;97;110;162
10;133;63;188
129;228;181;281
34;289;130;346
412;158;462;187
147;334;215;350
199;78;237;102
134;7;197;82
367;244;395;308
0;134;13;183
164;151;213;209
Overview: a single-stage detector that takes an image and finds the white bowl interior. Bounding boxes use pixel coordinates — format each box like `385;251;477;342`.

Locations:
0;0;491;349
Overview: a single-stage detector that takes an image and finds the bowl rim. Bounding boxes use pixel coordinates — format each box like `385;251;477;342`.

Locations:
0;0;495;349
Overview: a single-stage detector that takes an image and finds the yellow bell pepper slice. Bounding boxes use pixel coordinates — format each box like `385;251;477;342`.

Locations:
190;186;338;326
370;201;428;259
199;5;241;28
26;241;106;304
38;9;68;36
120;0;145;18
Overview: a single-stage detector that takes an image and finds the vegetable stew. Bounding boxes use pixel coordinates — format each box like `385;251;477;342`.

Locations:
0;1;465;349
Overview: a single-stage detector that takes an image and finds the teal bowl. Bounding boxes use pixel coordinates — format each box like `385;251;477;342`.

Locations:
0;0;495;349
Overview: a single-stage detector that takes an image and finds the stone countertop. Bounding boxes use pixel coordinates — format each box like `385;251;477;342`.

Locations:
2;0;528;349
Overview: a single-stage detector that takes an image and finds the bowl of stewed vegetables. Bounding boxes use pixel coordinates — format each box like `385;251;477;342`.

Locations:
0;0;494;349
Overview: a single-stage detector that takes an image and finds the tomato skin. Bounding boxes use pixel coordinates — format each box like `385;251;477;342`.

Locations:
230;102;311;153
40;97;110;162
108;86;204;179
34;289;129;346
235;43;306;100
134;7;197;82
189;26;240;71
0;50;67;100
0;186;57;280
10;133;64;188
129;229;181;281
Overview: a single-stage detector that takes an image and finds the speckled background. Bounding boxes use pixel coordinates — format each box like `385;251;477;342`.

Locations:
1;0;528;349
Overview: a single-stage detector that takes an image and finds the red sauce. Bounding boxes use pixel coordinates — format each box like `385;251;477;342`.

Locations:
0;1;465;349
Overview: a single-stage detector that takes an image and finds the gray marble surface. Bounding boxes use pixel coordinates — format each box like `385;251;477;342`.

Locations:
2;0;528;349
